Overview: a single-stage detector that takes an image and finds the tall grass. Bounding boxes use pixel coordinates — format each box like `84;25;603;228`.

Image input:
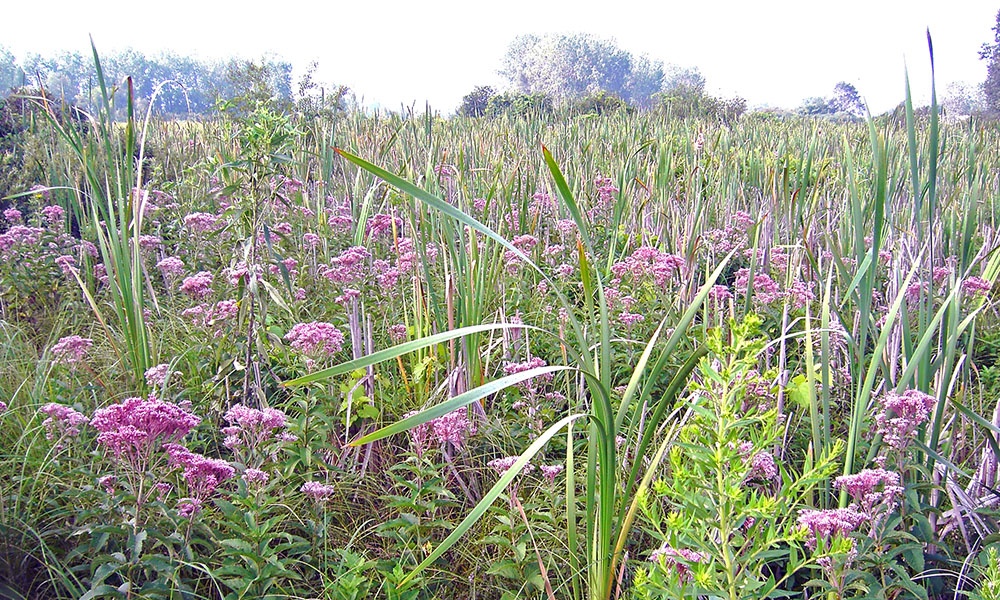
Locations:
36;40;153;385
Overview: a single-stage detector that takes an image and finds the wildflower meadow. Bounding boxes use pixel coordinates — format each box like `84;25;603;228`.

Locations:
3;45;1000;600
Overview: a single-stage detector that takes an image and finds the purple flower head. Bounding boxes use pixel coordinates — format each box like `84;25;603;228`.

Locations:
321;246;371;284
301;480;336;502
39;403;89;440
873;389;936;450
2;208;22;223
285;321;344;355
834;468;903;517
50;335;93;365
797;507;867;550
164;443;235;500
222;403;290;459
91;396;201;459
540;464;564;484
366;213;404;239
41;205;65;226
388;324;408;342
183;212;219;233
488;456;534;475
0;400;7;413
963;276;992;297
303;232;321;248
156;257;185;278
180;271;214;299
54;255;77;276
243;468;270;488
403;410;431;457
144;363;181;388
98;474;117;495
648;545;708;583
734;268;784;304
786;279;815;309
747;451;779;482
177;497;203;518
431;408;476;449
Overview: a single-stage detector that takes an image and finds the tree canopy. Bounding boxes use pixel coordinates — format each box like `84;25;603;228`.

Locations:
500;33;664;108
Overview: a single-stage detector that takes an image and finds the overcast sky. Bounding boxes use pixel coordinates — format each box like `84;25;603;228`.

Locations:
4;0;997;114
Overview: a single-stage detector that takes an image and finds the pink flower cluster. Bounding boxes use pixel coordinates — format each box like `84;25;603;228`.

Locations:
747;451;779;481
181;300;239;336
41;205;65;226
403;408;477;456
144;363;181;388
285;321;345;355
610;246;686;289
222;403;295;458
321;246;370;284
183;212;220;233
164;443;235;510
963;276;992;297
833;468;903;517
873;389;936;450
488;456;534;475
648;545;709;582
366;213;403;239
733;268;784;305
50;335;94;365
703;211;754;254
797;507;867;550
180;271;215;299
156;257;185;278
301;480;336;502
39;403;89;440
90;395;201;459
432;409;477;449
388;323;408;341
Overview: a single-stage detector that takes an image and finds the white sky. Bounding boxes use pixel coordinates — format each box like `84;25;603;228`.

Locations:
4;0;997;114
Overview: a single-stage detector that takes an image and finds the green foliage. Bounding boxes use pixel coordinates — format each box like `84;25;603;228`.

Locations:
458;85;495;117
980;10;1000;115
634;315;842;600
500;33;664;107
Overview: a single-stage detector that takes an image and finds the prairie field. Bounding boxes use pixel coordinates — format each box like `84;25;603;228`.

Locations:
2;67;1000;600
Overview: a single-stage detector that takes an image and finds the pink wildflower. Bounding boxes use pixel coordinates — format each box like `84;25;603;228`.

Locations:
222;404;290;457
39;403;89;440
41;205;64;225
90;396;201;459
488;456;534;475
285;321;345;355
797;507;867;550
834;468;903;517
747;451;779;481
50;335;93;365
963;276;992;297
2;208;21;222
243;468;269;487
540;464;564;484
156;257;185;278
873;389;936;450
183;212;219;233
366;213;403;239
403;411;431;457
98;474;116;495
144;363;181;388
301;480;336;502
389;324;408;341
164;443;235;500
432;409;476;449
648;545;709;583
179;271;214;299
734;268;784;304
